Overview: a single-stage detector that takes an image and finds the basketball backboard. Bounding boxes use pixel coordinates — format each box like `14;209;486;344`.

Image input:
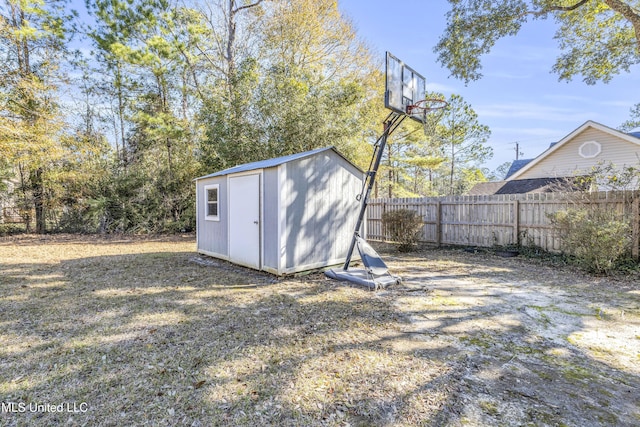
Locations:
385;52;426;123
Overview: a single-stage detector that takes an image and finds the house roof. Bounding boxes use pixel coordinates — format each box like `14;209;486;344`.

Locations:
467;181;507;195
195;146;360;180
504;159;533;179
495;177;587;194
468;177;588;195
507;120;640;181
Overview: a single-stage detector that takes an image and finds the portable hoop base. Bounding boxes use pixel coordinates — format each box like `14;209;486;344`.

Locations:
324;268;400;290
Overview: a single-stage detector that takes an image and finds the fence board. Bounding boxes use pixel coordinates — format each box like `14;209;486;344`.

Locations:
366;191;640;255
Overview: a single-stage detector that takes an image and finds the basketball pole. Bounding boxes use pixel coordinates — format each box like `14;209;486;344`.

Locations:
343;112;406;270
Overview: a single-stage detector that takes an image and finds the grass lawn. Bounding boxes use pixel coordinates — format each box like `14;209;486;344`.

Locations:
0;235;447;426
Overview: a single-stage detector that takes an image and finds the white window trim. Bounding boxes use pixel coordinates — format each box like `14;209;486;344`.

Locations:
579;140;601;159
204;184;220;221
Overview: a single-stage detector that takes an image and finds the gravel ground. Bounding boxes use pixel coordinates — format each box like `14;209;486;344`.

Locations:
384;247;640;426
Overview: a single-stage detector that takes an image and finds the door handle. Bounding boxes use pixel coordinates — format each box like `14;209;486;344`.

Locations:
253;221;259;224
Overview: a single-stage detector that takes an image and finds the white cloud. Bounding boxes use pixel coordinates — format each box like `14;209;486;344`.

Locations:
600;100;637;108
484;72;533;80
491;126;564;140
425;82;457;93
542;94;591;103
543;94;636;109
476;102;594;122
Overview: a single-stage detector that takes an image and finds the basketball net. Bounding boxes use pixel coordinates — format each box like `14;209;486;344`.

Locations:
406;98;449;140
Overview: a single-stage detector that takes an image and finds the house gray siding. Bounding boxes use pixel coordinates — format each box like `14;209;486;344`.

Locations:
196;177;228;257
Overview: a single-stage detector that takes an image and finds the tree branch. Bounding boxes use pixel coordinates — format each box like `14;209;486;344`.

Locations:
544;0;591;13
232;0;265;14
527;0;590;17
603;0;640;52
526;0;640;52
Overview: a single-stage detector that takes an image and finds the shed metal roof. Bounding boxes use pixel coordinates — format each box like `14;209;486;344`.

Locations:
195;146;356;180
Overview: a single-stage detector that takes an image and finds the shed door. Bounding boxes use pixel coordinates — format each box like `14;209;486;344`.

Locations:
229;174;260;269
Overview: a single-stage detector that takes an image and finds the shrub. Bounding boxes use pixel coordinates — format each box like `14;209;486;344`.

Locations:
0;223;26;236
549;206;631;274
382;209;423;252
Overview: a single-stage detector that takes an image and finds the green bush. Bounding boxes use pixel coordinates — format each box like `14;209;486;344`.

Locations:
549;207;631;274
382;209;424;252
0;223;26;236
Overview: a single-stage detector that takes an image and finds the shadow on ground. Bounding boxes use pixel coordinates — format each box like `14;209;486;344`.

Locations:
0;239;639;426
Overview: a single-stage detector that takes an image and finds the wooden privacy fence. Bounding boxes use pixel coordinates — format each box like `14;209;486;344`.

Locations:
366;191;640;259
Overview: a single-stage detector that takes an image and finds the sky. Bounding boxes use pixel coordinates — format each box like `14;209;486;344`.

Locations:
338;0;640;172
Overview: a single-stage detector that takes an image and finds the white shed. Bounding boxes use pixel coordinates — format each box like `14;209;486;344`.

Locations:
194;147;364;275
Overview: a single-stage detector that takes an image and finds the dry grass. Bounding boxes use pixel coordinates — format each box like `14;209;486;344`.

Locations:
0;235;449;426
1;235;639;426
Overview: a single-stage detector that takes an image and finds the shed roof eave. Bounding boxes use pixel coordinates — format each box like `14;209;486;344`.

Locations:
194;146;363;181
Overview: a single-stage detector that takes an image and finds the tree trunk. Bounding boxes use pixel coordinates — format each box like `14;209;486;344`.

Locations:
32;168;45;234
115;64;127;168
602;0;640;51
449;143;455;194
17;163;32;233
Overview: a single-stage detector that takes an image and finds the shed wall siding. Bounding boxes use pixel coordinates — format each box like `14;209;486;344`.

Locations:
283;151;362;272
196;177;228;257
517;128;640;180
262;167;280;271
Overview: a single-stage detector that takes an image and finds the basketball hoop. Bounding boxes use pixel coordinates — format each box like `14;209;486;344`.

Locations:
407;98;449;137
406;98;449;118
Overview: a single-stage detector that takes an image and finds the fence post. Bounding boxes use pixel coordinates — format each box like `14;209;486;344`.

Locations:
513;199;520;246
436;201;442;247
633;197;639;261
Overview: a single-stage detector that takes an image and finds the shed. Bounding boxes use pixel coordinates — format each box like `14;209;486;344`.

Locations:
194;147;364;275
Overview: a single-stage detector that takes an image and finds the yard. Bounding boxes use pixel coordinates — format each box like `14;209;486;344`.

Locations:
1;235;639;426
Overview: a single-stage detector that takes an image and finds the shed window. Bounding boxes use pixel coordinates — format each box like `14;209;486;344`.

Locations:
205;184;220;221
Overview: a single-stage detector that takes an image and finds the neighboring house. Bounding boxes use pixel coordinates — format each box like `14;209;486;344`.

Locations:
194;146;364;275
469;121;640;195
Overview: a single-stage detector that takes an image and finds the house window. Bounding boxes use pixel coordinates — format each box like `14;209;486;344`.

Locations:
205;184;219;221
579;141;601;159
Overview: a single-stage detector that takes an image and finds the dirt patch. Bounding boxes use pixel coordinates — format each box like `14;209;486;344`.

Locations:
0;237;638;426
385;249;640;426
